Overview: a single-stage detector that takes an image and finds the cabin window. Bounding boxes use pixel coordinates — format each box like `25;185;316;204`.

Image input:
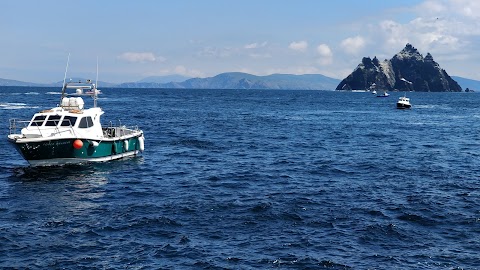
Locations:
29;115;46;127
78;116;94;128
60;116;78;127
45;115;62;126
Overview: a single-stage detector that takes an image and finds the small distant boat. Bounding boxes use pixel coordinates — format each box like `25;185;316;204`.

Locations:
396;95;411;109
369;83;377;94
7;56;145;166
351;90;369;92
377;91;390;97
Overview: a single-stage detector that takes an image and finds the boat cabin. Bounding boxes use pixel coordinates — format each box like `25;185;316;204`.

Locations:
20;97;105;139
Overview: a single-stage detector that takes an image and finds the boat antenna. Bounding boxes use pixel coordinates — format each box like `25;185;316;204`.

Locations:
95;57;99;87
60;53;70;104
94;56;99;107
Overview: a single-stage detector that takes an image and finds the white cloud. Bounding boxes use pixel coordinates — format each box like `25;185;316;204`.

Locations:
288;41;308;52
377;16;468;55
144;65;204;78
244;42;267;49
173;65;204;77
409;0;480;38
417;0;480;19
262;66;322;76
316;44;332;57
173;65;187;75
379;20;409;50
340;36;366;55
291;66;322;75
458;1;480;18
316;44;333;65
117;52;161;63
415;0;447;14
197;46;233;58
362;0;480;79
248;53;272;59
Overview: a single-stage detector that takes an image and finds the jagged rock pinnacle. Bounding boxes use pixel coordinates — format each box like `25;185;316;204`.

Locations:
336;44;462;92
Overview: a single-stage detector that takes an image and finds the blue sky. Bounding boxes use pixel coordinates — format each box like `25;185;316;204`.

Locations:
1;0;480;83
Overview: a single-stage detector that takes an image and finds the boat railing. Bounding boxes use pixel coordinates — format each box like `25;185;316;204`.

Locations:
9;119;29;135
108;120;139;130
103;120;141;138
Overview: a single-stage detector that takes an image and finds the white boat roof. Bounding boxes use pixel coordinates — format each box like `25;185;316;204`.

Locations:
66;85;92;89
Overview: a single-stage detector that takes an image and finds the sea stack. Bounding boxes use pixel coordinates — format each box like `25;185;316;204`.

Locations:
336;43;462;92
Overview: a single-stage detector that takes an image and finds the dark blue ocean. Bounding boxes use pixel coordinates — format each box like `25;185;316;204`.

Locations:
1;87;480;269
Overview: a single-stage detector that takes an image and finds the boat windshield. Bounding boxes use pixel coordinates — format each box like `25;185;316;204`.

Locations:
45;115;62;126
60;116;78;127
29;115;47;127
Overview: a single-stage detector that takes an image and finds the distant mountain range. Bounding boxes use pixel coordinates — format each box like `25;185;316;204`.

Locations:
0;77;118;88
123;72;340;90
0;73;341;90
451;76;480;91
0;78;44;87
0;71;479;91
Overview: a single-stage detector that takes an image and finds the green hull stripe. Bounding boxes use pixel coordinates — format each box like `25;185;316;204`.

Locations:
12;137;142;161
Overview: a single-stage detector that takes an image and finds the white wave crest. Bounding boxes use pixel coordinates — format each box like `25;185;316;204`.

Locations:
0;102;38;110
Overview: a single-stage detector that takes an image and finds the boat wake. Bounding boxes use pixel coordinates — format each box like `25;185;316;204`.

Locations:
413;104;451;110
0;102;38;110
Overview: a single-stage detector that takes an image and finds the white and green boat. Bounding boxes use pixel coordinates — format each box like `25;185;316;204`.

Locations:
7;62;144;166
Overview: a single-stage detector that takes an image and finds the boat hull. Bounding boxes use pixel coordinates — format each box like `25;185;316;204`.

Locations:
8;135;144;166
396;103;411;109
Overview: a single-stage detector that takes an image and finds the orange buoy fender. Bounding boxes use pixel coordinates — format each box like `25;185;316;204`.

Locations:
73;139;83;149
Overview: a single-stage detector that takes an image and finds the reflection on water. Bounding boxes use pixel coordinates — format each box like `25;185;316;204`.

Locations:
3;157;145;218
10;156;145;182
12;164;99;181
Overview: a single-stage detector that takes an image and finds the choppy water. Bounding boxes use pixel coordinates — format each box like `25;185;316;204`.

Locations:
1;87;480;269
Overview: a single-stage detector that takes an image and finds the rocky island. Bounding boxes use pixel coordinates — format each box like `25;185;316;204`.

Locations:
336;44;462;92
